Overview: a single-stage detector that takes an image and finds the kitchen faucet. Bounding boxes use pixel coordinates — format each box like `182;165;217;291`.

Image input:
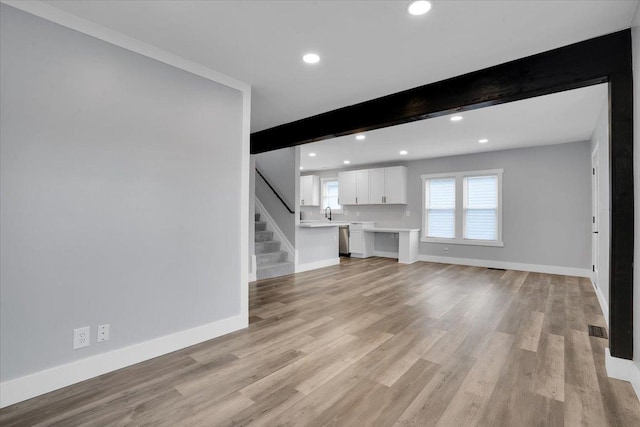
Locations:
324;206;332;221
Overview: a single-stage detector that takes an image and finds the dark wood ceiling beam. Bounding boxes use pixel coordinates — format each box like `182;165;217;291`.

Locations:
251;30;629;154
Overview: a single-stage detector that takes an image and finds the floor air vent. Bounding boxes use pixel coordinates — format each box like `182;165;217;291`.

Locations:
487;267;506;271
588;325;608;339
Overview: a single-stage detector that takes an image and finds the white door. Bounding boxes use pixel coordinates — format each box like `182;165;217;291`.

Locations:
356;169;370;204
369;168;385;204
592;148;599;284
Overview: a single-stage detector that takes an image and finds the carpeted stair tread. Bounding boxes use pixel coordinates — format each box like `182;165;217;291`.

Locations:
254;211;291;280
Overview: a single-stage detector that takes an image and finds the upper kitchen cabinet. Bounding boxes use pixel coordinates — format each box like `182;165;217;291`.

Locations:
369;168;386;204
370;167;407;204
381;166;408;204
356;169;370;204
338;169;369;205
338;170;356;205
300;175;320;206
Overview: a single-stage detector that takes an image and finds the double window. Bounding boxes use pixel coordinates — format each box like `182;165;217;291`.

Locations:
422;169;503;246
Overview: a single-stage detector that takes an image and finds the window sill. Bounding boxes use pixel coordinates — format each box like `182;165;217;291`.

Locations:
420;237;504;247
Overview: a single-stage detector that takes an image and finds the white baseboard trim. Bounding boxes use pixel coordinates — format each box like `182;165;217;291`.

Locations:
373;251;399;259
591;279;609;328
605;348;640;401
295;258;340;273
0;314;247;409
416;255;592;278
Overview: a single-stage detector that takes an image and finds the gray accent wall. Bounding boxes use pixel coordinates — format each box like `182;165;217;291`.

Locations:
0;5;244;381
255;148;296;245
302;141;591;269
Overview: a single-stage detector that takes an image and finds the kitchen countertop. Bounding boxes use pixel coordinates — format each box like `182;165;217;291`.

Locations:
298;221;349;228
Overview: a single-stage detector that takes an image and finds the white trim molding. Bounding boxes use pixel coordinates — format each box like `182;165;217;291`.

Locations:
248;254;257;282
417;255;592;278
295;258;340;273
591;279;610;328
605;348;640;401
0;314;247;408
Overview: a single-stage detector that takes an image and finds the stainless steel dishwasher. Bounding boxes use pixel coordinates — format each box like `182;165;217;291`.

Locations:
339;225;350;257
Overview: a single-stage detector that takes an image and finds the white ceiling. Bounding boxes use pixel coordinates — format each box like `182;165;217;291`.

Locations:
44;0;638;132
300;84;607;171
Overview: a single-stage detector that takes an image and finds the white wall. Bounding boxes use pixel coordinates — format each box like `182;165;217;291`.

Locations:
0;3;246;397
591;101;611;311
302;141;591;271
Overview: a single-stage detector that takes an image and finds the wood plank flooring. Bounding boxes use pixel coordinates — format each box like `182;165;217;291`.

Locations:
2;257;639;426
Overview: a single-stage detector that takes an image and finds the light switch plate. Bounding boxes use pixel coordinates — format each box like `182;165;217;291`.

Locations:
97;324;110;342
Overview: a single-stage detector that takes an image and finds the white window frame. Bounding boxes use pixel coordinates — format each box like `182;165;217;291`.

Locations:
319;177;343;214
421;169;503;247
423;174;457;240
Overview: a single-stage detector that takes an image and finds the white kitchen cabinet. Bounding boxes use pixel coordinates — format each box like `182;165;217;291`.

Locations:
300;175;320;206
368;166;408;204
383;166;408;204
338;169;369;205
338;170;357;205
349;229;363;254
356;169;370;204
369;168;386;204
349;222;375;258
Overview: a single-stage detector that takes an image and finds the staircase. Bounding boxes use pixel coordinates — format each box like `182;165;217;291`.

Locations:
255;213;294;280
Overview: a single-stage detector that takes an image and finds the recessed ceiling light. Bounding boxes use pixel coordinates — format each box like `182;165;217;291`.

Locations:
299;166;304;170
399;150;408;155
478;139;489;144
309;152;316;157
355;134;366;140
302;53;320;64
450;115;463;122
407;1;432;16
344;160;350;164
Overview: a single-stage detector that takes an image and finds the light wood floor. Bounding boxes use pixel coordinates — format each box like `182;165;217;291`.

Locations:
2;257;640;426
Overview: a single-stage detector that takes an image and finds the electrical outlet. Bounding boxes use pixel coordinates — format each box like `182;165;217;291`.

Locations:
73;326;90;349
97;324;110;342
444;246;449;254
406;210;411;217
356;211;360;216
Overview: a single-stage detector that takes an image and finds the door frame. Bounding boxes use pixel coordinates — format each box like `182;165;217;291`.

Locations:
592;144;600;285
252;30;634;360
